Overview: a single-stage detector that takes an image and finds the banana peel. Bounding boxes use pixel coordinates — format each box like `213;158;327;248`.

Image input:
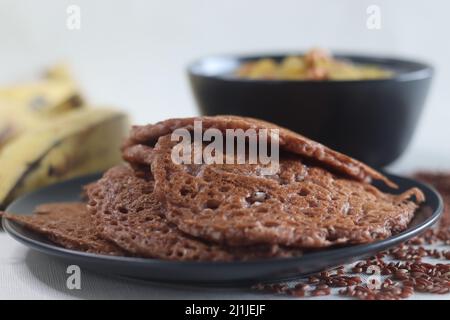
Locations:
0;107;129;208
0;64;130;208
0;64;84;147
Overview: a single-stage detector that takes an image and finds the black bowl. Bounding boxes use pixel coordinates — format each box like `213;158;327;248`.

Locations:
188;53;433;168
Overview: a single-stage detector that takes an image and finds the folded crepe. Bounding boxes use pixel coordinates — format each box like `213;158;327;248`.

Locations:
121;116;424;248
4;203;124;255
86;165;302;260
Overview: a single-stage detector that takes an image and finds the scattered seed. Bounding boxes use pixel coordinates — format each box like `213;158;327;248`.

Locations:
311;288;331;296
252;171;450;300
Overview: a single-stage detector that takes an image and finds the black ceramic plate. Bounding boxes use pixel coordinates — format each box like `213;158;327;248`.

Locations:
2;173;442;285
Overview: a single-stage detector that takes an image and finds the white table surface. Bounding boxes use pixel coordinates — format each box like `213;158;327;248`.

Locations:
0;234;447;300
0;146;449;300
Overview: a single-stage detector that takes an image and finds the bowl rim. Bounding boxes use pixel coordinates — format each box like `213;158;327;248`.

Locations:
187;51;434;84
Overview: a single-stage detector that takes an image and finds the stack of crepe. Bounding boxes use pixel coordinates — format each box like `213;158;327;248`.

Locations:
4;116;424;261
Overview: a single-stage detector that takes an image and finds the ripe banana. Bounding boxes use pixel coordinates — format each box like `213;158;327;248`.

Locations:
0;65;130;208
0;64;84;147
0;108;129;208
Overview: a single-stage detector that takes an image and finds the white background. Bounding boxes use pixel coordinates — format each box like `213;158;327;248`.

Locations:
0;0;449;169
0;0;449;299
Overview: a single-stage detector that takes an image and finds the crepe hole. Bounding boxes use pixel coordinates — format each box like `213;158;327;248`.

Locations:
180;187;190;196
205;199;221;209
341;202;350;215
298;188;310;196
170;209;183;217
118;207;128;214
93;191;104;199
246;191;267;204
141;185;153;194
263;221;280;228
